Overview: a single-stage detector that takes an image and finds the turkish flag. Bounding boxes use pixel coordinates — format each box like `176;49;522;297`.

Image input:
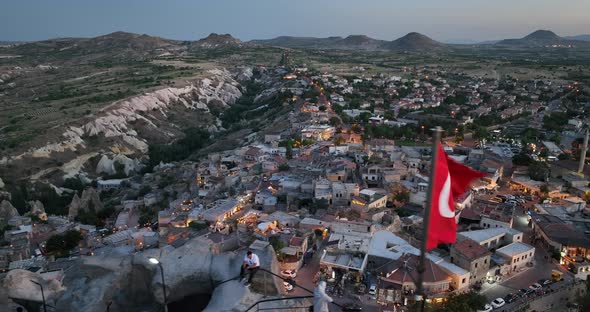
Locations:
426;144;485;250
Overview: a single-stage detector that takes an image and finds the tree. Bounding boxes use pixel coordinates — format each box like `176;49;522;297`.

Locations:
540;184;549;194
45;230;83;258
329;116;341;127
394;190;410;203
512;152;533;166
539;149;548;159
269;236;285;253
529;161;550;181
286;145;293;160
278;163;290;171
429;291;486;312
334;136;346;146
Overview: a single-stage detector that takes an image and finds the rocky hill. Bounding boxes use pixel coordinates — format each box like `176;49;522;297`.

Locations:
496;30;590;47
9;31;184;62
383;32;447;51
190;33;250;49
253;33;444;51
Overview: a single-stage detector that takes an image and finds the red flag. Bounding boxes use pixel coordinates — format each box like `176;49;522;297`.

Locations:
426;144;485;250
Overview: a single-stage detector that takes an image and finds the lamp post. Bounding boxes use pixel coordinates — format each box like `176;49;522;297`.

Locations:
149;258;168;312
30;280;47;312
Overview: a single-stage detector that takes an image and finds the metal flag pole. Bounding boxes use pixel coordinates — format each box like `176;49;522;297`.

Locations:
415;126;443;312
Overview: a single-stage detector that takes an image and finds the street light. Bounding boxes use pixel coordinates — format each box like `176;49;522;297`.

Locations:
149;257;168;312
30;280;47;312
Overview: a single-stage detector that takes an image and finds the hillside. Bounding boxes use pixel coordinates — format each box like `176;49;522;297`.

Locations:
190;33;250;49
383;32;447;51
496;30;590;47
251;35;386;50
565;34;590;42
5;31;184;63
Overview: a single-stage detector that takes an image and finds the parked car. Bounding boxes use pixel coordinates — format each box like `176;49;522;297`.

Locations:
476;304;493;312
519;288;533;296
368;285;377;296
280;270;297;279
529;283;542;291
491;298;505;309
503;293;516;303
538;279;552;286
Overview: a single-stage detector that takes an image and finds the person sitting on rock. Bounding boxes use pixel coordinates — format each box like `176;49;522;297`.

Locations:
240;250;260;286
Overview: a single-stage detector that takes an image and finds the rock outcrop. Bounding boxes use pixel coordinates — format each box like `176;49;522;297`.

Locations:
0;177;4;189
0;200;19;223
29;200;47;220
3;269;65;303
96;154;141;176
68;194;82;220
69;188;104;219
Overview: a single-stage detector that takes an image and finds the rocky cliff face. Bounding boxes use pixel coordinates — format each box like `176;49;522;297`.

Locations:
3;67;251;183
0;237;281;312
29;200;47;220
68;187;104;219
0;200;19;222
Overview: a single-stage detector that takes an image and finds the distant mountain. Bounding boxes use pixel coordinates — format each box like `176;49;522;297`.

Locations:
565;34;590;42
496;30;589;47
383;32;447;51
251;35;386;50
190;33;250;49
253;33;444;51
10;31;182;61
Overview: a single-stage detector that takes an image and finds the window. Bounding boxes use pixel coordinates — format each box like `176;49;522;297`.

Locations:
475;262;478;268
484;259;487;264
462;278;466;283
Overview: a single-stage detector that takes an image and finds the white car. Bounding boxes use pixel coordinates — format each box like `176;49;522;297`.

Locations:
368;285;377;296
529;283;542;291
283;282;293;291
491;298;505;309
477;304;493;312
280;270;297;278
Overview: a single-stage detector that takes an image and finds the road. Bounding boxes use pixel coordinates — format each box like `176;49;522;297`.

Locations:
479;197;574;305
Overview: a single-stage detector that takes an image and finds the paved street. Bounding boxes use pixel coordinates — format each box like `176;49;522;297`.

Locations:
479;192;575;307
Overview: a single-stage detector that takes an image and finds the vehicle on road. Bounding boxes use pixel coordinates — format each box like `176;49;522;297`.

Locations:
519;288;534;296
529;283;542;291
491;298;505;309
551;270;564;282
368;284;377;296
538;279;552;286
280;270;297;278
503;293;516;303
476;304;493;312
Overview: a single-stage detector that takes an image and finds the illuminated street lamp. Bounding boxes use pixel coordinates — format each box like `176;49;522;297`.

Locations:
149;257;168;312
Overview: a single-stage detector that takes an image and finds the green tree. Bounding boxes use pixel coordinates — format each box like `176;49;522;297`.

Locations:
539;149;548;159
286;145;293;160
45;230;83;258
529;161;550;181
329;117;341;127
269;236;285;253
278;164;290;171
394;190;410;203
429;291;486;312
512;152;533;166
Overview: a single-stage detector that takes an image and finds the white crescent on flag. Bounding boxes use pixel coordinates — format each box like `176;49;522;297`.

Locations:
438;172;454;218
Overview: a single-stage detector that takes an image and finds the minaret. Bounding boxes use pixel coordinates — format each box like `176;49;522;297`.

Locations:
579;128;589;174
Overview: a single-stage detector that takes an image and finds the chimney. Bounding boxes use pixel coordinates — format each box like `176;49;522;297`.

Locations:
579;129;589;174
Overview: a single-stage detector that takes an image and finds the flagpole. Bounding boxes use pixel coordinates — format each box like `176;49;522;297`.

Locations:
415;126;442;312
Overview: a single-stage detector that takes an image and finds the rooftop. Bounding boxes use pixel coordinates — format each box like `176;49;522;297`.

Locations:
457;227;521;244
452;238;491;261
496;242;534;257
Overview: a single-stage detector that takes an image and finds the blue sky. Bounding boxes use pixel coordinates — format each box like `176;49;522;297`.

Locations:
1;0;589;42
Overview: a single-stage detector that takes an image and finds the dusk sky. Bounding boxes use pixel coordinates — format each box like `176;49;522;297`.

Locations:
1;0;589;43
